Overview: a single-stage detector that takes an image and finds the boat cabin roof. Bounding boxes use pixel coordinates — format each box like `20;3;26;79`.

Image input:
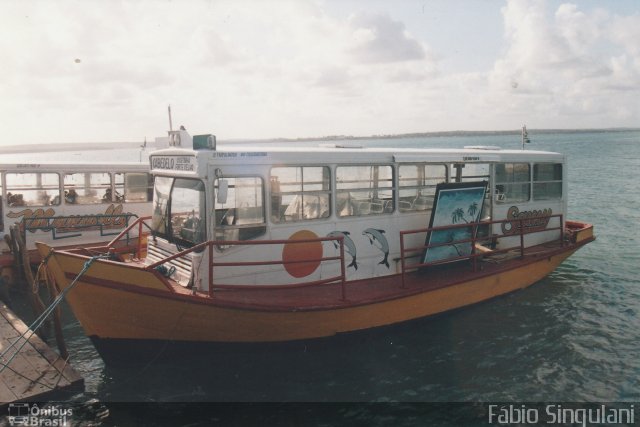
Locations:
0;162;149;173
149;144;565;175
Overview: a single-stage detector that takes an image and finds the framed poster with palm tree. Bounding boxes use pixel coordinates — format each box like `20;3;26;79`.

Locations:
422;181;488;264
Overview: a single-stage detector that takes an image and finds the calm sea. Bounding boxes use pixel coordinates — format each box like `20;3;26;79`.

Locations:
4;130;640;425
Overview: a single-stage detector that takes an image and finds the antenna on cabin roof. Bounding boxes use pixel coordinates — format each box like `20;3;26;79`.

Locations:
522;125;531;150
168;105;174;132
139;137;147;162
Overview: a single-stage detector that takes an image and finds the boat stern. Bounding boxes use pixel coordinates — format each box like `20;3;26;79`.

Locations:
565;220;595;244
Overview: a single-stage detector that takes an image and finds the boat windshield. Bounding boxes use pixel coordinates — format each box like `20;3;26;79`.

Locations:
151;176;206;248
151;176;172;236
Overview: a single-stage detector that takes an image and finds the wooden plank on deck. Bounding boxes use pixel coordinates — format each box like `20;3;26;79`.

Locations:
0;302;83;404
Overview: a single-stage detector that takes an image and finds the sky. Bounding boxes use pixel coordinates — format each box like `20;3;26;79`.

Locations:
1;0;639;145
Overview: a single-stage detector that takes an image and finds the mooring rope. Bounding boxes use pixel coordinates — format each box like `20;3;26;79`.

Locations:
0;254;107;374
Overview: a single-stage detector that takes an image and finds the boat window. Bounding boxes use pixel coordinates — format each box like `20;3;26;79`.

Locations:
114;173;153;203
270;166;330;222
451;163;492;220
151;176;172;236
336;165;394;216
398;164;447;212
169;178;206;248
495;163;530;203
5;173;60;207
214;177;266;245
63;173;111;204
533;163;563;200
451;163;490;183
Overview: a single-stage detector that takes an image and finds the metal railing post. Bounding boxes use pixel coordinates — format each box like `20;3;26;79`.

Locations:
339;236;346;300
208;242;214;298
471;222;478;272
519;218;525;259
137;219;143;258
400;232;406;288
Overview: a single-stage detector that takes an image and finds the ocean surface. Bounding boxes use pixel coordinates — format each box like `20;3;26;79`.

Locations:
3;130;640;425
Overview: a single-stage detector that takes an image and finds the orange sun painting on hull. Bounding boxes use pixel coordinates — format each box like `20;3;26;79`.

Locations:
282;230;323;278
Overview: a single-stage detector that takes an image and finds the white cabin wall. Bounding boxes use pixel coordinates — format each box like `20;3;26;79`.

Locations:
201;157;436;285
191;149;567;287
201;208;434;286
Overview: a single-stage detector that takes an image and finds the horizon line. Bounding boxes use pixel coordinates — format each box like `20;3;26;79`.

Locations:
0;127;638;154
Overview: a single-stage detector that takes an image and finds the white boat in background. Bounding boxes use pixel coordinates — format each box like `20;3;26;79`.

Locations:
0;162;152;274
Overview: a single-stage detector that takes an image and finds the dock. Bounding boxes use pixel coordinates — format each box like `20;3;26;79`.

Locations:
0;302;83;405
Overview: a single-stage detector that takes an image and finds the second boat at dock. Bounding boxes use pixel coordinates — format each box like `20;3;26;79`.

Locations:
0;162;152;275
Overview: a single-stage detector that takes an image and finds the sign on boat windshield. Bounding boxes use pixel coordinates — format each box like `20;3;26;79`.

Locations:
151;155;197;172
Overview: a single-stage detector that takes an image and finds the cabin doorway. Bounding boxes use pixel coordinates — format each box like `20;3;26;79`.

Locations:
147;176;207;289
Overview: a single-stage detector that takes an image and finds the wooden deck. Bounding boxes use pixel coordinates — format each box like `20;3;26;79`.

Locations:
0;302;83;405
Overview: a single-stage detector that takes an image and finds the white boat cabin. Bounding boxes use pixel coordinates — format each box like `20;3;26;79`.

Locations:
146;130;567;291
0;162;152;266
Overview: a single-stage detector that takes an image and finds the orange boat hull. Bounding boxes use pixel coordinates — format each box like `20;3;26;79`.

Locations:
38;240;587;347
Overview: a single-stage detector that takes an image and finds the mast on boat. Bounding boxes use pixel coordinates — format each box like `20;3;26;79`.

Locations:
522;125;531;150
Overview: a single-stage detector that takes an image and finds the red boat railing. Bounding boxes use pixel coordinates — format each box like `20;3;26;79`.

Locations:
399;213;564;287
106;215;153;259
143;235;347;299
104;218;348;299
106;213;565;297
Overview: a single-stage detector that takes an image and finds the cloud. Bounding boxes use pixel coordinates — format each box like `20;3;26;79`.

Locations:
0;1;442;141
348;12;427;64
555;3;605;54
609;14;640;56
0;0;639;144
190;28;240;67
479;0;640;129
314;66;352;89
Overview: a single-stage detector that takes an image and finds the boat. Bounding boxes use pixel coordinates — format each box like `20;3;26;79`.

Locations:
37;129;594;364
0;162;152;277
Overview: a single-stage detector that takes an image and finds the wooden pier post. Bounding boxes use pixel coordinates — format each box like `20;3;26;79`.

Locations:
8;224;68;359
39;266;69;360
9;225;50;340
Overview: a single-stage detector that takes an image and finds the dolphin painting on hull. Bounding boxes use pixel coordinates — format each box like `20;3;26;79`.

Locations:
326;231;358;270
363;228;390;268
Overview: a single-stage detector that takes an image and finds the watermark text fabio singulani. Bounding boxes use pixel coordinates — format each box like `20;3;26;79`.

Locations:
488;404;634;426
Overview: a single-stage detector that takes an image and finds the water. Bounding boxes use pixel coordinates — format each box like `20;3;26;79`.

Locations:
4;130;640;424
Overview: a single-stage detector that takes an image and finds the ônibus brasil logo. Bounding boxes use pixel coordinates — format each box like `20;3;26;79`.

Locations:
7;403;72;426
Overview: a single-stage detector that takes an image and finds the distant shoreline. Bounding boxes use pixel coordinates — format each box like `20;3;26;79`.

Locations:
1;127;638;153
261;127;640;143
